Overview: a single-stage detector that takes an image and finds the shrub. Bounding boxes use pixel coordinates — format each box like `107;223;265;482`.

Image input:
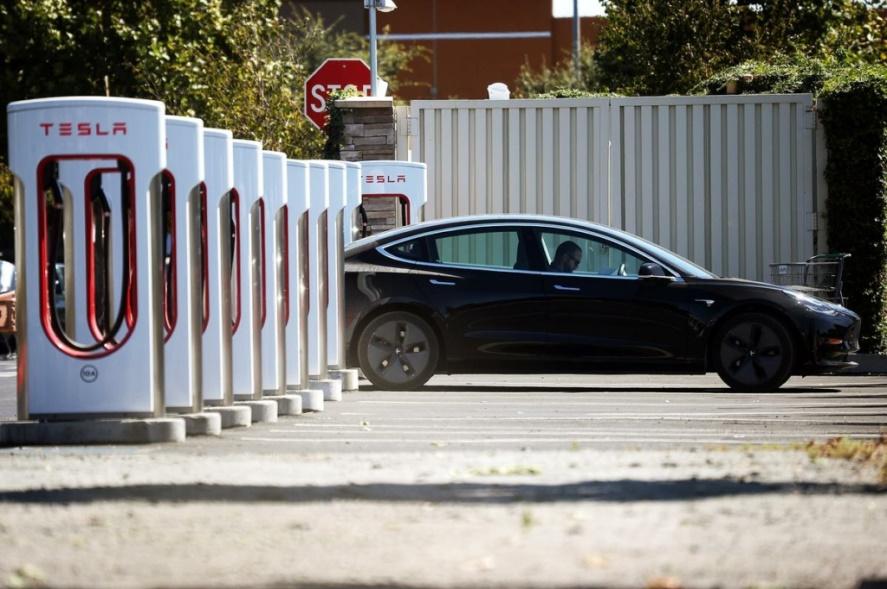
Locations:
818;68;887;352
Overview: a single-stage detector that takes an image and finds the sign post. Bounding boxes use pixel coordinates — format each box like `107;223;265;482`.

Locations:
303;58;372;130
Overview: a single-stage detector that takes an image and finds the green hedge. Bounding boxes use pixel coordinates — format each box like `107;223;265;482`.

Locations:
819;70;887;353
323;87;362;160
700;60;887;353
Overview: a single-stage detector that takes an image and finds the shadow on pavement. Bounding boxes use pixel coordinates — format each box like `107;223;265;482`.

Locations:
0;478;883;506
822;382;887;389
365;384;841;394
45;581;887;589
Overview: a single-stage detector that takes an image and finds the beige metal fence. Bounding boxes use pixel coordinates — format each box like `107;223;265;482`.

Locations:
407;94;822;282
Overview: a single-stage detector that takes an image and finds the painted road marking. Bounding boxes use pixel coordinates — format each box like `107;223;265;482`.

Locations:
238;432;886;444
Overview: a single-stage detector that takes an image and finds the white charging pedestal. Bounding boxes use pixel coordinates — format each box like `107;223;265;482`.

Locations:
326;162;359;393
230;139;276;423
340;161;363;392
361;160;428;227
259;151;301;416
2;96;184;445
306;161;341;402
344;162;363;246
284;160;322;412
200;129;250;429
163;116;220;436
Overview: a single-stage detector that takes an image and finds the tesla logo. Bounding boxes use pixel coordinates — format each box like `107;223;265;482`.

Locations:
80;365;99;383
365;174;406;184
39;122;127;137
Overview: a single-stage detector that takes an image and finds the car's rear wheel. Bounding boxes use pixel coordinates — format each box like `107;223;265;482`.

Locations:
714;313;794;392
357;311;439;390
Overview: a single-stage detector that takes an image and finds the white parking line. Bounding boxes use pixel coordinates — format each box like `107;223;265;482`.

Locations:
351;400;887;410
238;432;885;444
271;418;886;432
337;411;887;421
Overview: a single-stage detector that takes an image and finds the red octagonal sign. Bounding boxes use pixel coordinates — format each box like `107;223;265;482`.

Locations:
304;58;372;130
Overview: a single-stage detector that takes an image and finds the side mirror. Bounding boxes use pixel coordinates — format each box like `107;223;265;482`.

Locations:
638;262;675;283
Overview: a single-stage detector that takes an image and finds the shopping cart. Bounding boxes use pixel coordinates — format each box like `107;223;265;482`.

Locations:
769;253;851;305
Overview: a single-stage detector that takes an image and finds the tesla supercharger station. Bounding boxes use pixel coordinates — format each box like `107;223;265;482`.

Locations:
260;151;284;397
325;161;345;370
283;160;322;411
344;162;362;246
201;129;234;409
8;97;168;421
258;151;301;416
326;162;359;393
230;140;276;422
306;161;342;401
361;161;428;228
163;116;204;414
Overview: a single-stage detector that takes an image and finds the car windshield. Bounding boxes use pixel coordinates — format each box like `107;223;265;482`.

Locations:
601;227;717;278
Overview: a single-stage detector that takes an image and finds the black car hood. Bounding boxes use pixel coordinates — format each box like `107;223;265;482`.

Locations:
686;276;786;291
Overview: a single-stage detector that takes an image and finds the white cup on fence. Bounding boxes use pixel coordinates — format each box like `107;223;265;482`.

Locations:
487;83;510;100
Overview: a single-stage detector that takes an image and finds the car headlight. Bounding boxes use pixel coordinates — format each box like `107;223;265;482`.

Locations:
782;289;841;316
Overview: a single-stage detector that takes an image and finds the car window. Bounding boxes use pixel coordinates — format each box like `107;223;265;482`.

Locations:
539;230;648;276
431;228;521;270
387;238;428;262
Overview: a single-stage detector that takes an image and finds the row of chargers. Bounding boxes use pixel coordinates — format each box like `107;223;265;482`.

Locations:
6;96;427;424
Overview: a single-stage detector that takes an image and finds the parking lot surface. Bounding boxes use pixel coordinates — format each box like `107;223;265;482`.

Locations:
1;364;886;588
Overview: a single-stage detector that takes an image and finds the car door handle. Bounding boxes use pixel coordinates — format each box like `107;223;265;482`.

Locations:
553;284;580;292
429;279;456;286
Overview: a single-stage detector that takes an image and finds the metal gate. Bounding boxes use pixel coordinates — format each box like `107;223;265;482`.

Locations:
407;94;820;282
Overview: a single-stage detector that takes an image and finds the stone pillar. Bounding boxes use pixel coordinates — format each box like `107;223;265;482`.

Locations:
334;96;399;235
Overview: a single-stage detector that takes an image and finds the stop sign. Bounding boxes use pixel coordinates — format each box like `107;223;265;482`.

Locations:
304;58;372;130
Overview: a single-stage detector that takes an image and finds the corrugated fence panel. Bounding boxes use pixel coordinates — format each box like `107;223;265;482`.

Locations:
395;105;410;160
410;95;816;281
610;95;815;282
411;98;611;225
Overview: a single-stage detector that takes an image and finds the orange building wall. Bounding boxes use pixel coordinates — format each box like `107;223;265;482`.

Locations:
376;0;554;99
550;16;606;65
284;1;609;100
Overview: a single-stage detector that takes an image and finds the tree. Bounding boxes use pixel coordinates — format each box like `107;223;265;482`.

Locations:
0;1;423;257
516;0;887;97
513;45;605;98
595;0;886;95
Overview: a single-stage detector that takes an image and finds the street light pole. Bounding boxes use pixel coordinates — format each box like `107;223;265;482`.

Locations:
369;4;378;96
573;0;581;82
365;0;396;97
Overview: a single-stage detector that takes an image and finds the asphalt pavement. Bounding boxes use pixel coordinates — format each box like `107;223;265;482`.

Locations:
1;362;886;588
4;361;886;449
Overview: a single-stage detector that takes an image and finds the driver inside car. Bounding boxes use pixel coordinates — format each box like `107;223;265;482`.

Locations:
549;240;582;273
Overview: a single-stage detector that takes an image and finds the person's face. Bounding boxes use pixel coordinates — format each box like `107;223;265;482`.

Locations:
564;249;581;271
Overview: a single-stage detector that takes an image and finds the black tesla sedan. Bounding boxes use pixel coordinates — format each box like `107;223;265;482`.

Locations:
343;215;860;391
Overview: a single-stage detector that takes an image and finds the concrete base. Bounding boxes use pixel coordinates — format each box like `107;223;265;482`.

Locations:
204;406;252;429
310;378;343;402
179;412;222;436
234;400;278;423
0;418;186;446
263;394;303;416
329;368;360;392
288;388;324;412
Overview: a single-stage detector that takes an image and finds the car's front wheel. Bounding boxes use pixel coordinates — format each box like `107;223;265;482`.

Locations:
357;310;439;390
714;313;795;392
